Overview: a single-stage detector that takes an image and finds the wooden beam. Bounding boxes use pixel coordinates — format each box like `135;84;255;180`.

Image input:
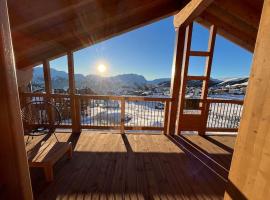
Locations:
167;27;186;135
43;60;52;94
176;24;193;134
0;0;33;199
196;15;255;52
14;0;189;69
196;1;258;53
225;0;270;199
174;0;214;28
11;0;95;32
186;75;207;81
68;52;81;134
199;25;216;136
210;0;261;30
189;51;210;56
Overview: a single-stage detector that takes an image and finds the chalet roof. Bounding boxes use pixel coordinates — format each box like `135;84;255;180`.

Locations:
8;0;263;70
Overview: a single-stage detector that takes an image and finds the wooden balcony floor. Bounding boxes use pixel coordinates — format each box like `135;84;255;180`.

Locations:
26;131;236;200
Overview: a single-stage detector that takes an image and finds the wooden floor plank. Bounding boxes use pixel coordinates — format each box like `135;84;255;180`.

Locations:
27;131;236;200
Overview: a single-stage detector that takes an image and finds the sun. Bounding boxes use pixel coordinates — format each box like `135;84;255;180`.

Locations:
97;64;107;73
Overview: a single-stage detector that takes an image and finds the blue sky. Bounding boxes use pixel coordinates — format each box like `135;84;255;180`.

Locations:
49;17;253;80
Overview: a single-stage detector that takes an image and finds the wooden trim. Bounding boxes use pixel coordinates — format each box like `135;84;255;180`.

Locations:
125;126;163;131
186;75;207;81
189;51;210;56
206;128;238;132
81;125;121;130
20;93;172;103
0;0;33;198
124;96;170;102
78;95;122;101
174;0;214;28
21;93;70;98
206;99;244;105
77;94;171;102
55;125;72;128
79;126;163;131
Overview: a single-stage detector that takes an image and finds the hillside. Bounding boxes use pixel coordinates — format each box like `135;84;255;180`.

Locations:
31;67;248;95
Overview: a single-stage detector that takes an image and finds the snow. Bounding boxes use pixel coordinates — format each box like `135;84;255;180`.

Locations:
80;101;164;127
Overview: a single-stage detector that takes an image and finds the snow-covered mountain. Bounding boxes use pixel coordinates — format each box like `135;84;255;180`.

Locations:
32;67;249;94
216;77;249;87
148;78;170;85
32;67;148;94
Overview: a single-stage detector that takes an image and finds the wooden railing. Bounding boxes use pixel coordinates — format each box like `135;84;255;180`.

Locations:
180;98;244;133
20;93;244;134
20;93;171;133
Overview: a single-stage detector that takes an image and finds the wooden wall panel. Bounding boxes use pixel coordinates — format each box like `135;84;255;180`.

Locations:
225;0;270;199
0;0;33;199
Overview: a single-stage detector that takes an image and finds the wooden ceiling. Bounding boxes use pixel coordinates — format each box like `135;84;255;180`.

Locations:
197;0;263;52
7;0;264;70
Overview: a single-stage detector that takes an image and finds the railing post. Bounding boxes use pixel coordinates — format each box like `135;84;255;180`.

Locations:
199;100;210;135
120;97;125;134
43;59;55;125
73;95;81;133
163;100;170;134
68;51;81;133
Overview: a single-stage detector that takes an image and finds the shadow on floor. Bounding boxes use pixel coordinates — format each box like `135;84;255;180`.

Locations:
29;133;235;200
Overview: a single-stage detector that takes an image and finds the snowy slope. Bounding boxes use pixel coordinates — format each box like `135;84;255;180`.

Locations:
217;77;248;87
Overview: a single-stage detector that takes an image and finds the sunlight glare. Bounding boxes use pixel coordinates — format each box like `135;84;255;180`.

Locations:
97;64;107;73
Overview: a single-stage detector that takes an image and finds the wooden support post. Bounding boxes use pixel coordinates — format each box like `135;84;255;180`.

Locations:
167;27;186;135
68;52;81;133
225;1;270;199
43;60;54;125
176;24;193;135
0;0;33;199
201;100;210;134
43;60;52;95
120;97;125;134
163;100;170;134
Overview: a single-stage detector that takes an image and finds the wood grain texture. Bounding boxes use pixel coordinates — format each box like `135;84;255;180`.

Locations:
225;0;270;199
9;0;188;69
7;0;263;69
0;0;33;199
68;52;81;133
27;131;236;200
167;27;186;135
174;0;214;28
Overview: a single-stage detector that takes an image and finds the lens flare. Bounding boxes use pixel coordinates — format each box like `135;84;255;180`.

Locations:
97;64;107;73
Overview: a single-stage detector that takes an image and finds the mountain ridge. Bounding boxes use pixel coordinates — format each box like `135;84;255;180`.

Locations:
32;67;248;94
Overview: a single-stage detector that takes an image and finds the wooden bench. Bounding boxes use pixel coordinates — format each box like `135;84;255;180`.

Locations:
27;141;72;182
